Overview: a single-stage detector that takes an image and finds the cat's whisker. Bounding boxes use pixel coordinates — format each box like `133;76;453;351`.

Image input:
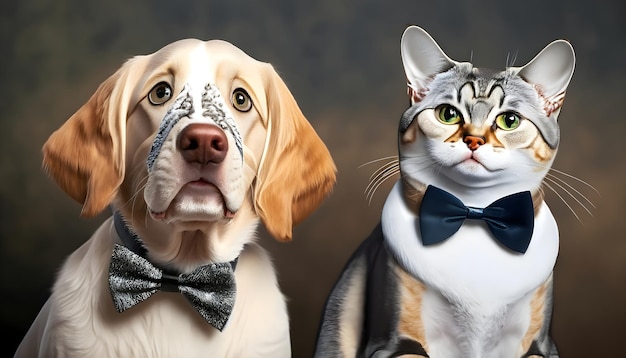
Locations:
400;155;435;170
545;172;596;209
358;155;399;169
537;184;545;199
399;161;439;177
543;176;594;218
365;162;400;204
516;162;597;222
368;159;399;183
542;181;584;224
519;162;600;196
366;172;398;204
547;167;600;196
517;162;599;215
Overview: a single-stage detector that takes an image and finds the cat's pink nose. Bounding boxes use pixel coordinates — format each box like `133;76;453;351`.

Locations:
464;135;485;151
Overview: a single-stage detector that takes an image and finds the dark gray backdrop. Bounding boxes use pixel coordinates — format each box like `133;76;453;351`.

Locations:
2;0;624;356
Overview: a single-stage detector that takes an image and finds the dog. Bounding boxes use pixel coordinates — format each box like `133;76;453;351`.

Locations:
15;39;336;357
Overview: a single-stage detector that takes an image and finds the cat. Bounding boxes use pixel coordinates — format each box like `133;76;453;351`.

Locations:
314;25;576;358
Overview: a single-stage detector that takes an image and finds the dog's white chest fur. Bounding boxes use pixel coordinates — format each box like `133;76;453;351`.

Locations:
17;219;291;358
382;182;559;356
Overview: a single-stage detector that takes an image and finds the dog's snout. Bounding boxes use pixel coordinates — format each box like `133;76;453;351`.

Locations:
178;123;228;164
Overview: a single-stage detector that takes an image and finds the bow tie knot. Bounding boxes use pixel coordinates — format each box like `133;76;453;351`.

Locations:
418;185;535;254
109;244;236;331
466;206;486;219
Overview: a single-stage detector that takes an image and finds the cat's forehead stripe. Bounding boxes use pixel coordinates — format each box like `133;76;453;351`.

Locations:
458;81;504;125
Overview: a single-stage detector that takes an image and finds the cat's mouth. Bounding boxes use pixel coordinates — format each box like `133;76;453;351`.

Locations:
464;153;484;165
455;153;492;172
457;153;502;173
462;157;484;168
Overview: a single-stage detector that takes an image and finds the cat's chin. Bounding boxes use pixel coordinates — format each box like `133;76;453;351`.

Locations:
444;159;506;186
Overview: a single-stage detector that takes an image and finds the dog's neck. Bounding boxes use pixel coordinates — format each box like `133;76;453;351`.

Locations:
113;210;150;259
112;210;242;274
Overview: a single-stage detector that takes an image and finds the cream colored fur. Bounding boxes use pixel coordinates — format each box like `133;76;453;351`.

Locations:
15;39;335;357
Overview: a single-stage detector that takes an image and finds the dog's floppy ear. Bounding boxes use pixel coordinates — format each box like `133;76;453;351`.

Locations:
255;65;336;241
42;58;142;217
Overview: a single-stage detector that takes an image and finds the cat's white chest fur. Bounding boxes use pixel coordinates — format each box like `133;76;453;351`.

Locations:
382;181;559;357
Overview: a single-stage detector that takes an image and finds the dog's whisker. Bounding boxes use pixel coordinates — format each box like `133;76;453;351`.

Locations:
121;176;149;214
144;206;150;229
118;162;149;211
131;182;148;221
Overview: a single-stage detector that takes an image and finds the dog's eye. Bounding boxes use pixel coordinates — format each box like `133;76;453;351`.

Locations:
148;82;173;105
231;88;252;112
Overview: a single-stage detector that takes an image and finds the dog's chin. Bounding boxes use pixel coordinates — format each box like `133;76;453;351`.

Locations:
149;183;238;224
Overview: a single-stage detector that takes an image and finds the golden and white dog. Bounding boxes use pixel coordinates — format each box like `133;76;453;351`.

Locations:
15;39;335;357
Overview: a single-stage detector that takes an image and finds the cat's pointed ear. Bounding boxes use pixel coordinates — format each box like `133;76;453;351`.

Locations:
516;40;575;118
401;26;457;103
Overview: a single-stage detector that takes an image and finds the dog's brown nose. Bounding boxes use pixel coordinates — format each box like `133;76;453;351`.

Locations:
178;123;228;164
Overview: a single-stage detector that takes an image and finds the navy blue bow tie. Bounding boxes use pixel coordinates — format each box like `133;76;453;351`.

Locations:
418;185;535;254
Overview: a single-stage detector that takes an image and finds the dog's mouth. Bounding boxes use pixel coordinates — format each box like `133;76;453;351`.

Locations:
148;179;237;222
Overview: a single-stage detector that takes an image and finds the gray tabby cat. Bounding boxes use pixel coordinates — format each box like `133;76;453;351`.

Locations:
315;26;575;358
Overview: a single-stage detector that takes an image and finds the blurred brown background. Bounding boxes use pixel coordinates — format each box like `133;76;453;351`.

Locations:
2;0;624;356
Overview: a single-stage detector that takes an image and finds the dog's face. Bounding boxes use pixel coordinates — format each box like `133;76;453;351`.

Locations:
42;39;336;262
129;40;271;226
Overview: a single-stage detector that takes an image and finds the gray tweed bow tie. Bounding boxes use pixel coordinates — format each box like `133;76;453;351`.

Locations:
108;212;237;331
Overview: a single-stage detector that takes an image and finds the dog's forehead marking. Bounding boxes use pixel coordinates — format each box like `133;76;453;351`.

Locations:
185;44;216;88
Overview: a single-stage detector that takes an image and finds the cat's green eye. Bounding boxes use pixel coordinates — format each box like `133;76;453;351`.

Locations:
437;105;463;125
495;112;521;131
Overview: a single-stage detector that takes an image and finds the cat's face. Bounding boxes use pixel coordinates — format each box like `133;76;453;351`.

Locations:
399;26;575;201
